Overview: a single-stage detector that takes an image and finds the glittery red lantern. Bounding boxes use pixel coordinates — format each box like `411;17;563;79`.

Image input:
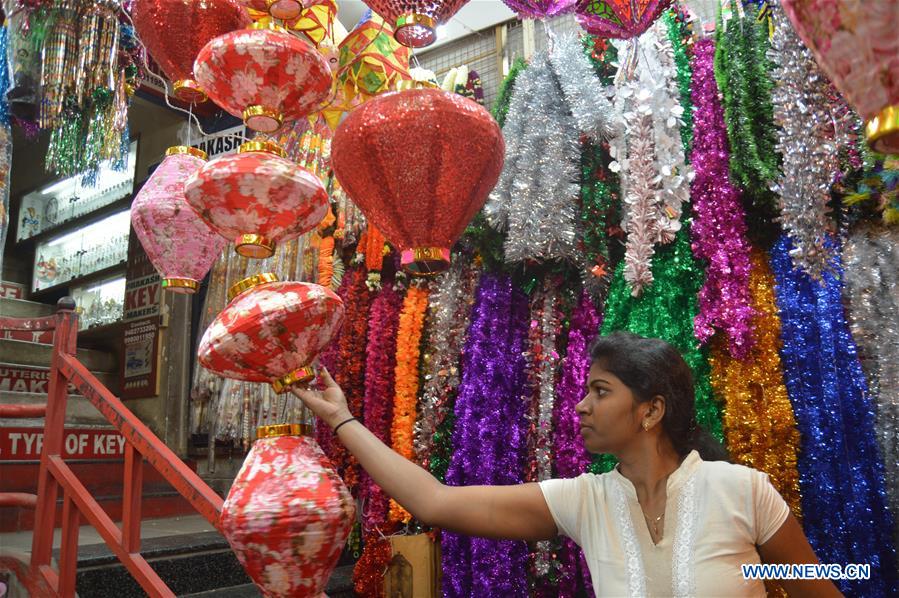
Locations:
575;0;672;40
331;88;504;274
193;21;332;132
362;0;470;47
198;274;344;393
132;0;249;103
183;141;329;259
221;424;355;597
237;0;304;20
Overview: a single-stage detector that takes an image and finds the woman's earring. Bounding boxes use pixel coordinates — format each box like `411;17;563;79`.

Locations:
643;421;650;431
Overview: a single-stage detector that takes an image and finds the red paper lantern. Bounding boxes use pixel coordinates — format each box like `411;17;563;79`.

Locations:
362;0;470;47
132;0;249;103
221;424;354;597
237;0;304;20
131;146;228;294
194;21;332;132
198;274;344;393
183;141;329;259
331;88;504;274
781;0;899;154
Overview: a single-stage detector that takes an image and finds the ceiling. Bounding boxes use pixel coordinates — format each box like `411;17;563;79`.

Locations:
335;0;517;52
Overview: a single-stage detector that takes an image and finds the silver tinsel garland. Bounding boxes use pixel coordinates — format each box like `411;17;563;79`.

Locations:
843;224;899;550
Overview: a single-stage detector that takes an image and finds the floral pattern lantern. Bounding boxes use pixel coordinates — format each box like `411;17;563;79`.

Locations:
575;0;673;40
194;21;333;132
184;141;329;259
221;423;355;597
198;274;344;393
237;0;304;21
781;0;899;154
131;147;228;293
362;0;470;48
331;88;504;275
132;0;249;103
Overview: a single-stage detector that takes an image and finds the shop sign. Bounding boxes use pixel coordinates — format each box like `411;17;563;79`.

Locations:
121;316;161;399
0;365;83;395
0;281;25;299
124;229;161;321
0;427;125;460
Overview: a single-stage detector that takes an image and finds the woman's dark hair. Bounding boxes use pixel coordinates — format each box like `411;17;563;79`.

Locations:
590;331;729;462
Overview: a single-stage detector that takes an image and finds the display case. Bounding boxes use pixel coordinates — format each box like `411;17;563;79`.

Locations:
17;141;137;241
32;209;131;292
71;274;127;330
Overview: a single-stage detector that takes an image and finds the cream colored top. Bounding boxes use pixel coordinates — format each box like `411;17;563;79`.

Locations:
539;451;790;597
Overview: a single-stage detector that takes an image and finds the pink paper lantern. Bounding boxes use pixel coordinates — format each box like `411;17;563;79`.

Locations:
575;0;672;40
130;146;228;294
361;0;470;48
501;0;576;20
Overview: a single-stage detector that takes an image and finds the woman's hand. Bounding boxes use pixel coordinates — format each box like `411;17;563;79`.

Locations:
290;367;351;428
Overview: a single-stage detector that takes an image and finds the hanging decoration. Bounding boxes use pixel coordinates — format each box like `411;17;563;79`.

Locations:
131;146;228;293
443;273;531;598
575;0;672;40
771;234;898;596
837;156;899;225
198;274;344;394
184;141;329;259
332;88;504;275
290;0;339;46
502;0;576;20
689;37;755;359
336;11;410;109
220;425;355;597
843;225;899;550
237;0;304;21
0;24;11;278
492;57;527;128
361;0;469;48
781;0;899;154
132;0;249;103
194;21;332;133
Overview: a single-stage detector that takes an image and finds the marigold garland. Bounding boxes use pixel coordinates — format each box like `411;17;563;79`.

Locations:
318;235;335;288
388;283;430;524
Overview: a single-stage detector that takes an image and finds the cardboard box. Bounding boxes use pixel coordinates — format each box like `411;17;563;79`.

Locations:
384;533;441;598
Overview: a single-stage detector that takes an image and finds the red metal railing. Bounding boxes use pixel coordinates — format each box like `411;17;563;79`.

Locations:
0;298;223;597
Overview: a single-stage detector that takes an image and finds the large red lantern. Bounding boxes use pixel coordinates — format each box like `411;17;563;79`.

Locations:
183;141;329;259
193;21;332;132
131;147;228;293
331;88;504;275
237;0;304;20
198;274;344;393
221;424;355;597
132;0;249;103
362;0;470;48
575;0;672;40
781;0;899;154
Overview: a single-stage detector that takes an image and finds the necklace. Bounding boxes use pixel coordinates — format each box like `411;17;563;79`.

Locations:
644;510;665;541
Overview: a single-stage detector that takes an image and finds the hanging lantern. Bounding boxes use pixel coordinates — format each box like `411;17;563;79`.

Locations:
290;0;339;46
361;0;470;48
781;0;899;154
184;141;329;259
501;0;577;20
237;0;304;20
194;21;333;133
131;147;228;293
336;11;411;107
221;424;355;597
575;0;672;40
198;274;344;393
332;88;503;275
132;0;249;103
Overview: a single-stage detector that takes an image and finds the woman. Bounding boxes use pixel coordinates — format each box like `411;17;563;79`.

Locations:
292;331;842;597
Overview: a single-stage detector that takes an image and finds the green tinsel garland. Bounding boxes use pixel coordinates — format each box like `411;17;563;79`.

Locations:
591;229;724;473
663;9;694;157
491;56;528;128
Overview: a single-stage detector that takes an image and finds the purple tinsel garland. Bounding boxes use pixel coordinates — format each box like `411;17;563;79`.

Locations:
443;273;531;597
689;38;756;360
552;290;601;597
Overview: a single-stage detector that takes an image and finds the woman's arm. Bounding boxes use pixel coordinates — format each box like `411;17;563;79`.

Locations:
757;514;843;598
292;368;558;542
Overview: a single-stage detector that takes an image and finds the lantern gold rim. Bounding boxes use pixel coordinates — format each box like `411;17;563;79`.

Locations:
271;366;316;394
866;104;899;155
172;79;207;104
162;278;200;293
401;246;451;276
228;272;279;302
235;234;276;259
243;105;284;133
165;146;207;160
256;422;313;439
394;13;437;48
238;140;288;158
248;19;290;34
266;0;303;20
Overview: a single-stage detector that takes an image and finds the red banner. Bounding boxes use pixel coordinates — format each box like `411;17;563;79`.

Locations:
0;427;125;460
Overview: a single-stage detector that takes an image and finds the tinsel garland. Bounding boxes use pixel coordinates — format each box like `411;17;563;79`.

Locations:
843;225;899;552
353;532;392;598
415;262;478;474
662;9;693;157
492;56;528;128
770;235;898;595
388;283;430;525
707;251;802;519
552;290;601;597
768;3;844;279
0;25;10;278
443;273;530;598
689;37;755;359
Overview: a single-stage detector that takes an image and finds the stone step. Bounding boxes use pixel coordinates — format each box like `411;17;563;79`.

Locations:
0;297;55;319
0;339;117;373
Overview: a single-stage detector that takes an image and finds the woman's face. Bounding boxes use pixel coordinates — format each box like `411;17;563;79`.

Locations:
575;361;644;454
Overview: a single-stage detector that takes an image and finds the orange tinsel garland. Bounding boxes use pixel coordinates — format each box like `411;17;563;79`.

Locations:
708;250;803;519
318;235;335;287
388;284;430;524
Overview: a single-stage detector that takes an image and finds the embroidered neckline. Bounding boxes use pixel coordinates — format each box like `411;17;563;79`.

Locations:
611;481;648;597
